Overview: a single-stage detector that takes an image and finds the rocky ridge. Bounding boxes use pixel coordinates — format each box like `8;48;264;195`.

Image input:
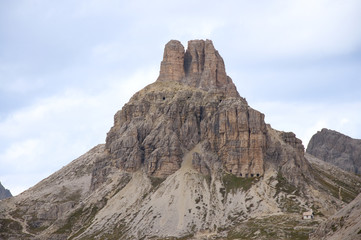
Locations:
307;128;361;175
0;182;12;200
0;40;360;239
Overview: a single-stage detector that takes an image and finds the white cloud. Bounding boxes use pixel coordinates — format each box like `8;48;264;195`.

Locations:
0;67;157;195
1;139;41;167
253;100;361;146
340;118;350;126
223;0;361;60
168;18;225;41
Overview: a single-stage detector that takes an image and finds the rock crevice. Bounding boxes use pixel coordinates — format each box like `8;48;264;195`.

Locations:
157;39;239;98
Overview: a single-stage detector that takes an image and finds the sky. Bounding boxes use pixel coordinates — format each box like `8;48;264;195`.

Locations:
1;0;360;196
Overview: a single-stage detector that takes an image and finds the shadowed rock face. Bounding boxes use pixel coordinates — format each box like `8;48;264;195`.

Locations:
0;182;12;200
307;128;361;174
104;82;265;179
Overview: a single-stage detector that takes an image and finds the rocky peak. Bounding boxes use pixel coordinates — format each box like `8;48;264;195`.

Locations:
157;40;185;82
306;128;361;174
157;39;240;98
102;40;310;186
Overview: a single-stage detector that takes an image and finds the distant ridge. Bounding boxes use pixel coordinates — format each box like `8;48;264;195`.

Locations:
307;128;361;175
0;182;12;200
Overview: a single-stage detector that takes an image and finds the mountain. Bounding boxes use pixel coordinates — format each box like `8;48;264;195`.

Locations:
307;128;361;175
0;182;12;200
1;39;361;240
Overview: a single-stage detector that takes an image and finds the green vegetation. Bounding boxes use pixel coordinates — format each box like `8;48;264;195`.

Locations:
0;218;22;233
0;218;32;239
202;174;212;186
331;223;338;232
10;208;24;220
150;176;166;189
28;224;49;233
225;215;318;240
55;207;84;234
69;205;101;239
141;176;166;200
195;195;202;204
310;166;358;203
95;221;128;240
274;172;298;196
222;173;259;194
149;235;194;240
66;190;82;202
277;196;306;214
227;211;245;222
25;207;50;234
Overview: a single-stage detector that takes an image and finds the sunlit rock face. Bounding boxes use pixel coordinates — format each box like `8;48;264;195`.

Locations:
157;39;239;98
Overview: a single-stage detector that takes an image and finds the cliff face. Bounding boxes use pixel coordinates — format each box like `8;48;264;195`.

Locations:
103;39;307;185
307;128;361;174
157;40;239;98
0;182;12;200
104;82;265;179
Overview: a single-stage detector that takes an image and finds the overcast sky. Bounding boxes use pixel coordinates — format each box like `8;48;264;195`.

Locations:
1;0;360;195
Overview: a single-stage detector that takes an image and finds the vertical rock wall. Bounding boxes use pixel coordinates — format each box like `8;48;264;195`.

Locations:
103;39;307;181
157;39;239;98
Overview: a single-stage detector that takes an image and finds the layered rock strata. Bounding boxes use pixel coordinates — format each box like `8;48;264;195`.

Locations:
307;128;361;174
100;40;311;189
104;40;267;180
104;81;266;180
157;40;239;98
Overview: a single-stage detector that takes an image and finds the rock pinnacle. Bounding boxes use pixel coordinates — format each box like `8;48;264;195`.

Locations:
157;39;240;98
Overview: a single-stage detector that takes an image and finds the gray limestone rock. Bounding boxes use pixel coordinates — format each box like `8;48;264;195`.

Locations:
0;182;12;200
307;128;361;174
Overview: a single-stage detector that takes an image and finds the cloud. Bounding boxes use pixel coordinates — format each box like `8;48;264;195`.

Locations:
215;0;361;62
1;139;41;169
0;67;157;195
252;100;361;146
